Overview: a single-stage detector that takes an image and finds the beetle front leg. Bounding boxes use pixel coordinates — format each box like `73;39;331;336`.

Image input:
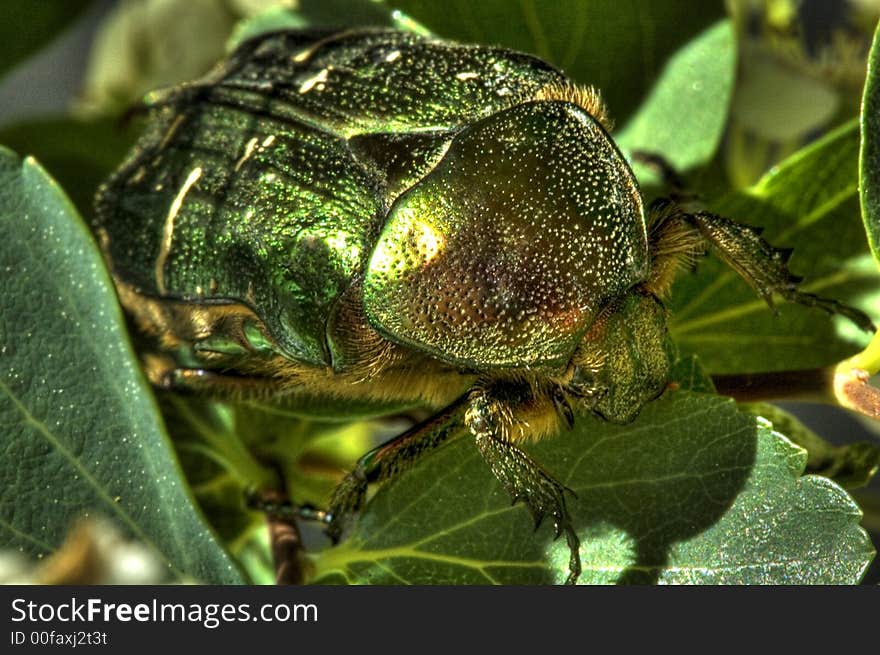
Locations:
646;202;876;332
466;394;582;585
689;210;876;331
143;353;284;398
325;395;470;542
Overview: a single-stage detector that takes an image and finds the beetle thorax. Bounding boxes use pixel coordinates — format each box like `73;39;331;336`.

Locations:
363;99;648;372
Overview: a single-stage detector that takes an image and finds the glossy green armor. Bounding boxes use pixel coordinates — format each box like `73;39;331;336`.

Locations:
364;100;646;369
96;29;565;365
93;28;645;370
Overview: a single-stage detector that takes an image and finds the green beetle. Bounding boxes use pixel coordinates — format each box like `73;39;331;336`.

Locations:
93;28;874;584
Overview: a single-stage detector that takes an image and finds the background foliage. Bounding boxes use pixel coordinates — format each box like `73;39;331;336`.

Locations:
1;0;879;585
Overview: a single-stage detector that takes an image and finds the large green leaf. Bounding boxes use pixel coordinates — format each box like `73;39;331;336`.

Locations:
0;147;243;583
668;121;880;373
310;390;873;584
616;20;736;185
861;20;880;264
740;403;880;489
388;0;724;123
0;0;91;80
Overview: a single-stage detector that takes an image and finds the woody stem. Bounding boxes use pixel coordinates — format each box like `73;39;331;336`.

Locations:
710;368;834;403
262;490;306;585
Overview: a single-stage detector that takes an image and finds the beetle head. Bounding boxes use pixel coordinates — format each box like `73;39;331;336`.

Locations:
569;290;673;424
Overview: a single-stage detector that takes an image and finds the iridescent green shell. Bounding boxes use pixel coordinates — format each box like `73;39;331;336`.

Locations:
363;100;646;369
94;28;647;371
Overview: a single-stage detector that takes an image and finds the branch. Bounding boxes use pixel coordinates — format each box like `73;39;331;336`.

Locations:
834;367;880;419
710;368;834;403
834;331;880;420
712;366;880;421
261;490;306;585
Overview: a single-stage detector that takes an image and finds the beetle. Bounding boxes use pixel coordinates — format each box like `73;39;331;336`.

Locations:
93;27;874;584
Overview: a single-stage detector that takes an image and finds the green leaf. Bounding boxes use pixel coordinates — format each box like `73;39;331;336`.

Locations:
157;396;275;551
616;20;736;186
0;118;137;217
861;20;880;264
0;0;91;80
741;403;880;489
159;395;374;550
0;147;243;583
388;0;725;123
310;392;873;584
669;355;717;394
669;120;880;373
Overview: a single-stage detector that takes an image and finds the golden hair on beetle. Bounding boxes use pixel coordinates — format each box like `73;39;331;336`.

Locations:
533;82;613;131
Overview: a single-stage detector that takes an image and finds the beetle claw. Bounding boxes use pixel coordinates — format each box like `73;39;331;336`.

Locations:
324;518;344;545
245;489;332;526
532;512;546;531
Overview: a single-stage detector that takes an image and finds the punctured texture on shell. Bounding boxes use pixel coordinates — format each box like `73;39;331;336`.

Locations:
363;100;647;370
93;29;569;366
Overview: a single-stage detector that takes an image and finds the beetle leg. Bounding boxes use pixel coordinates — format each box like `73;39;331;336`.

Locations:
326;386;582;584
646;203;876;332
551;386;575;429
144;353;282;397
162;367;270;395
689;210;876;331
324;394;471;543
245;488;330;523
466;394;581;585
